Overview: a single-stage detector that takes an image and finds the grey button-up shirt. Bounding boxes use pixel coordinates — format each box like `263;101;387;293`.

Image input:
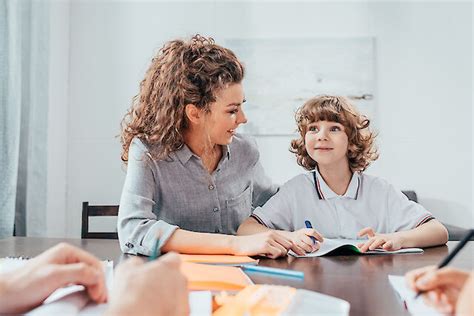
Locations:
117;134;278;256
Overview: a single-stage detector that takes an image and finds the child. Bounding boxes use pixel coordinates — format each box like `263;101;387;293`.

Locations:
237;95;448;256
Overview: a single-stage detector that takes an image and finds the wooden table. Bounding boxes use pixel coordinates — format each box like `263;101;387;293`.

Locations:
1;237;473;316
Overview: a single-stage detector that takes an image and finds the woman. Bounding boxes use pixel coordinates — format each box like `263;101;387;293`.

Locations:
118;35;292;258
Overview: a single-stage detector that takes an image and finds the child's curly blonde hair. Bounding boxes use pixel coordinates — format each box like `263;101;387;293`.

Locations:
120;34;244;162
290;95;379;172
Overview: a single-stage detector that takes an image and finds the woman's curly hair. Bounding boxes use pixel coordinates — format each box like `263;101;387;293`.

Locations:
120;34;244;162
290;95;379;172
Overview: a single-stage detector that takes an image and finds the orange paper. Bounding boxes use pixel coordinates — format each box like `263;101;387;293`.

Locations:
180;254;258;266
181;262;253;291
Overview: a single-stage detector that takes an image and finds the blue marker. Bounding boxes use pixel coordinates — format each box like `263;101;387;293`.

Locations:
241;264;304;279
305;220;318;245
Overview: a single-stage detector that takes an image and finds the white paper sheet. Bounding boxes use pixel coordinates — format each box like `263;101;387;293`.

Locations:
388;275;443;316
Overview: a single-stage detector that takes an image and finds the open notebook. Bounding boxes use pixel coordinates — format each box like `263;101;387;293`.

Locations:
289;238;424;257
0;257;212;316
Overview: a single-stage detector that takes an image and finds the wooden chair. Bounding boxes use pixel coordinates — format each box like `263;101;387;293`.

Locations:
81;202;119;239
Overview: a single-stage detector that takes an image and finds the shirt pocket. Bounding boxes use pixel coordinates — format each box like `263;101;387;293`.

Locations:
225;185;252;234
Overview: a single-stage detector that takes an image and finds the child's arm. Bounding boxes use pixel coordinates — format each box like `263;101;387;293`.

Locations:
357;219;448;252
237;216;273;235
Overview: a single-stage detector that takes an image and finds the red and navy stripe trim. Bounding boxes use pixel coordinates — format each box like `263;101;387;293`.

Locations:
415;214;435;227
312;171;324;200
250;214;268;227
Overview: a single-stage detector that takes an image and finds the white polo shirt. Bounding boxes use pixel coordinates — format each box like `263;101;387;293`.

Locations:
251;169;434;239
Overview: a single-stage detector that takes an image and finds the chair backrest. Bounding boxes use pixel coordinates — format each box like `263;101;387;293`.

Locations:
81;202;119;239
401;190;418;203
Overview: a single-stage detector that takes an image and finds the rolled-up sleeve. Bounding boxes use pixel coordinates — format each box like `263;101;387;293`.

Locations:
117;140;178;256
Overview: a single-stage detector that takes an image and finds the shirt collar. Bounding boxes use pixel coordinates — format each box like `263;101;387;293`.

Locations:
174;143;231;165
314;169;361;200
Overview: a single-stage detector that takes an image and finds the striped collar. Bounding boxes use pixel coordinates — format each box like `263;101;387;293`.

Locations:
312;169;361;200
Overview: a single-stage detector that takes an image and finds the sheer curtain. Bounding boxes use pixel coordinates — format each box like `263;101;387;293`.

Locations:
0;0;49;238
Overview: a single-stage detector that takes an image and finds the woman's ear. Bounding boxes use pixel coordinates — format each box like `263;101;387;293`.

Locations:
185;104;202;125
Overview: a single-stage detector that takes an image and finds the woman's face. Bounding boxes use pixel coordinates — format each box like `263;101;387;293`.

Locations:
206;83;247;145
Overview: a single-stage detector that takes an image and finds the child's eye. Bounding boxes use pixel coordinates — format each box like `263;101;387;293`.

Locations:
308;126;318;132
330;126;341;132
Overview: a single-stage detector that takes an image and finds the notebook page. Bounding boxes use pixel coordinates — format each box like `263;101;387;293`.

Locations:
388;275;442;316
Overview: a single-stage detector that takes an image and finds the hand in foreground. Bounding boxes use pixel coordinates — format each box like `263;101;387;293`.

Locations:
281;228;323;256
105;252;189;316
405;266;470;314
233;231;294;259
0;243;107;314
357;227;403;252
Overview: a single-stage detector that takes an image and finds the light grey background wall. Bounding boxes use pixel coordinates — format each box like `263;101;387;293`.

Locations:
45;1;473;237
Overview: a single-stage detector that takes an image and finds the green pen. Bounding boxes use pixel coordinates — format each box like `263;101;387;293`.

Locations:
149;237;160;261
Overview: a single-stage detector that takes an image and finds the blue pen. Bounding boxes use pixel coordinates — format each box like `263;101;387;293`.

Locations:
241;264;304;279
305;220;318;245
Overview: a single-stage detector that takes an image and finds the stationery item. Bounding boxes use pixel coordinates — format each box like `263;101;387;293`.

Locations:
289;238;423;257
181;262;253;291
148;236;160;261
241;264;304;279
180;254;258;266
189;291;212;316
389;275;442;316
213;285;350;316
304;220;318;244
414;229;474;299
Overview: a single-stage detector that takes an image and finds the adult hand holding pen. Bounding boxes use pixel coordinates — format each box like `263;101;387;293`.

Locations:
405;266;473;315
0;243;107;314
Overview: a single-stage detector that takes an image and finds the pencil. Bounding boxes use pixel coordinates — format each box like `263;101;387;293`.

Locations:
414;229;474;299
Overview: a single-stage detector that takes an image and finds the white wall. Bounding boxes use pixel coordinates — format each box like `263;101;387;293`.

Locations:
56;1;472;237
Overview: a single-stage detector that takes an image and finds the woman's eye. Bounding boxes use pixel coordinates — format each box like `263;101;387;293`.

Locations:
228;109;238;115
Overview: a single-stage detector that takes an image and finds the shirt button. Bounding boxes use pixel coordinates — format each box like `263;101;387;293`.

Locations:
125;242;134;248
213;207;219;212
209;184;215;190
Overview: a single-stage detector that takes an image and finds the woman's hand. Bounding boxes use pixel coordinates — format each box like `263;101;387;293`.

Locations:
357;227;403;252
0;243;107;314
232;231;293;259
405;266;470;314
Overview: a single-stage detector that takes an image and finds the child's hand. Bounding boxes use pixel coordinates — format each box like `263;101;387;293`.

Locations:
282;228;323;256
357;227;403;252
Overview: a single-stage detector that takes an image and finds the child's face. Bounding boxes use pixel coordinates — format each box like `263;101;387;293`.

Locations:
304;120;349;168
206;83;247;145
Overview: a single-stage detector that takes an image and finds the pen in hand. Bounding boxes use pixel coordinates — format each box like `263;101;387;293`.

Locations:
304;220;318;245
414;229;474;299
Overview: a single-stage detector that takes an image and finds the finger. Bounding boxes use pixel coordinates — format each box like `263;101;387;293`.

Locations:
290;243;306;256
358;227;375;238
405;266;436;290
382;240;394;250
359;238;376;253
265;244;285;259
299;236;315;253
311;241;321;252
369;238;386;251
309;229;324;242
52;263;107;303
43;243;104;272
272;233;293;250
416;268;470;291
269;239;288;257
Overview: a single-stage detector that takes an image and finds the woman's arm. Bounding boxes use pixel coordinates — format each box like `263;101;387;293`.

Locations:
161;228;292;259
